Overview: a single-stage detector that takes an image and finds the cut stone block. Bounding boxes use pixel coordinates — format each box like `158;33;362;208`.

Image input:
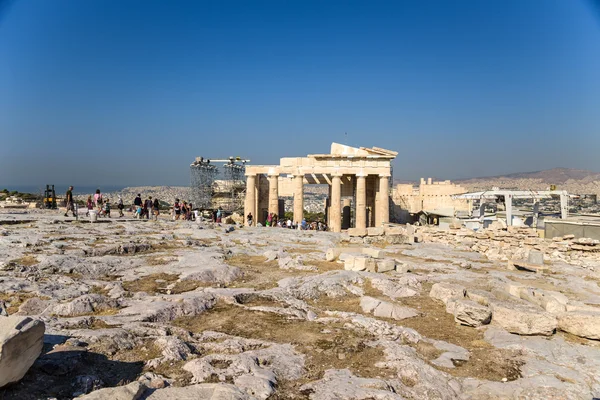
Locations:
490;300;557;336
367;227;384;236
429;283;466;305
344;256;375;272
347;228;367;237
376;259;395;273
557;311;600;340
361;248;384;259
0;316;45;388
528;250;544;265
325;247;362;261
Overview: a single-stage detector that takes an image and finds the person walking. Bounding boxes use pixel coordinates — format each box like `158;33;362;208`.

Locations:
173;199;181;220
64;186;75;217
117;196;124;217
86;195;94;216
247;212;253;226
153;197;160;220
93;189;103;210
144;197;153;220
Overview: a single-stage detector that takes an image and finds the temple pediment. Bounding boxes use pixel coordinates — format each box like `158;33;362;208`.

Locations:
308;143;398;159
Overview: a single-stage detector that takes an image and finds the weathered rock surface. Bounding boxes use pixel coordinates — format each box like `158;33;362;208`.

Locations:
453;299;491;327
360;296;419;320
76;381;145;400
429;282;466;305
0;315;45;387
557;311;600;340
491;300;557;335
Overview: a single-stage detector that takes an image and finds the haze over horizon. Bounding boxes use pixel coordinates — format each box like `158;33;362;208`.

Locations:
1;0;600;187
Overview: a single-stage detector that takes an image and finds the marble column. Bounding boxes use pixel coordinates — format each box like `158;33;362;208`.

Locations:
356;175;367;230
377;175;390;226
244;174;256;226
268;174;279;216
330;174;342;232
293;174;304;223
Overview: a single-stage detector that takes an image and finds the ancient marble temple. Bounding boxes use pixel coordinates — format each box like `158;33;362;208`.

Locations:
244;143;397;232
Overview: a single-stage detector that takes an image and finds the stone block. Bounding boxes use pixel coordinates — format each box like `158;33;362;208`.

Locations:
465;289;493;306
490;300;557;336
395;262;409;273
367;227;384;236
343;256;356;271
361;248;384;258
375;259;395;273
383;226;406;236
505;283;525;298
557;311;600;340
429;283;466;305
527;250;544;265
347;228;367;237
453;299;492;327
413;234;423;243
325;247;362;262
0;316;45;388
346;256;375;272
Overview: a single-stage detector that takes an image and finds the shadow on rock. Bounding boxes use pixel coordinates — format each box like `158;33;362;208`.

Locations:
0;342;144;400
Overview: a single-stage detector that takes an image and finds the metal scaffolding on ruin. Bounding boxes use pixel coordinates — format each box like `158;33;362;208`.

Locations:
189;156;249;212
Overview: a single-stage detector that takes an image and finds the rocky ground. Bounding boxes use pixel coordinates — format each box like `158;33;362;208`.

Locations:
1;210;600;399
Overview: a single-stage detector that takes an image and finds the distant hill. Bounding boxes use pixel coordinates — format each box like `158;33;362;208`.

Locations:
458;168;600;185
453;168;600;195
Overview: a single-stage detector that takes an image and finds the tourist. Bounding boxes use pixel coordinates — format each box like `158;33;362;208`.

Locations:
100;199;110;218
287;218;292;229
188;203;194;220
117;196;124;217
135;203;143;219
86;195;94;216
272;214;278;228
301;218;307;230
247;212;253;226
64;186;75;217
181;201;188;220
145;197;153;219
133;194;143;215
94;189;103;209
173;199;181;220
266;212;272;227
153;197;160;220
216;208;222;223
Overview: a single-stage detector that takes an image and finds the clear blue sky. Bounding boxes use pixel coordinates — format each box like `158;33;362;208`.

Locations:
1;0;599;187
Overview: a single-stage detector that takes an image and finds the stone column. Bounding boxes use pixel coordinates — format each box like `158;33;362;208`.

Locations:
244;174;256;226
377;174;390;226
330;174;342;232
505;194;513;226
268;174;279;216
560;193;569;220
356;175;367;230
293;174;304;224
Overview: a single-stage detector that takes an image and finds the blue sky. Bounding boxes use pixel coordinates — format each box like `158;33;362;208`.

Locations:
1;0;599;187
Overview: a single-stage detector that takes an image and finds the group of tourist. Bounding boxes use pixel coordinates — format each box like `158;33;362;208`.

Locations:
172;198;195;220
246;211;328;230
133;193;160;220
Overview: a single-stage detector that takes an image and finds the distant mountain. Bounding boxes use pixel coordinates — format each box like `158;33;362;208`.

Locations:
452;168;600;195
458;168;600;185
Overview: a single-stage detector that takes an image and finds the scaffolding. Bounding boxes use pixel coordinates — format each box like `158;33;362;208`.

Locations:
190;156;249;212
